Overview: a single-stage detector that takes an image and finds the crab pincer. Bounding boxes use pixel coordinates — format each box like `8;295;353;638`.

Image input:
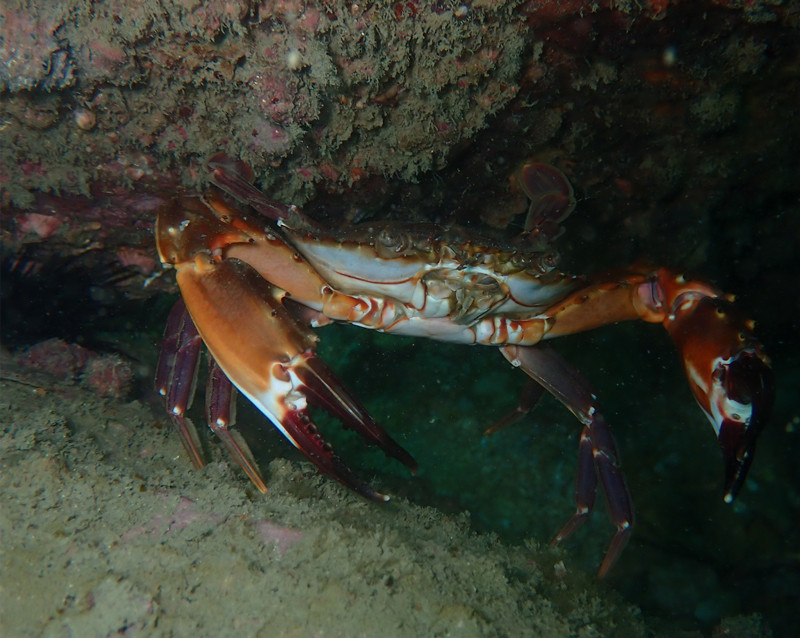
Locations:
155;196;416;501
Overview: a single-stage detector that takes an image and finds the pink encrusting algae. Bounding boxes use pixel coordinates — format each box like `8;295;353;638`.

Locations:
14;338;134;399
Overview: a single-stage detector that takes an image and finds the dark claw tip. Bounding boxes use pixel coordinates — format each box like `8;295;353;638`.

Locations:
719;352;774;502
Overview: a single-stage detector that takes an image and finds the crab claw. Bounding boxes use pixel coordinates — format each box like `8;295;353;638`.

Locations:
714;349;774;502
660;289;773;502
276;349;418;500
157;197;415;499
194;261;416;501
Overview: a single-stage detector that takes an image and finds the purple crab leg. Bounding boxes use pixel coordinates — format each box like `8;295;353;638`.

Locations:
519;163;576;240
206;355;267;493
484;379;546;435
208;153;292;222
500;344;634;578
155;297;189;397
155;299;205;469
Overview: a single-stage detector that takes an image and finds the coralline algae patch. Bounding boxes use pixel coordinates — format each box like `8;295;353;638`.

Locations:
0;7;75;92
13;338;134;399
0;0;527;207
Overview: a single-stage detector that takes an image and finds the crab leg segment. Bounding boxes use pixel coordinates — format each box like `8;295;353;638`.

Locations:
155;300;266;490
208;153;294;223
500;345;633;579
484;380;545;435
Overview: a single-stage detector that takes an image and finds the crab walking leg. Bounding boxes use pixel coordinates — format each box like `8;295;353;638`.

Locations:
206;355;268;493
154;298;188;400
155;299;205;469
208;154;295;223
484;380;546;435
500;345;633;578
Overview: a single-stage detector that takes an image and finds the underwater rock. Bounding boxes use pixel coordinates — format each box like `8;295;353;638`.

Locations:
0;0;527;207
1;373;657;637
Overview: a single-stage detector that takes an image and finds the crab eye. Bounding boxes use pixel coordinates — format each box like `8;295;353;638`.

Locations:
511;253;531;269
377;227;396;247
375;227;411;258
540;250;559;270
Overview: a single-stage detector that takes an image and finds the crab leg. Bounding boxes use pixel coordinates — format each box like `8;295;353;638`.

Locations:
208;153;293;222
500;345;633;578
208;153;330;239
156;299;267;490
484;379;545;435
155;298;205;469
206;355;268;493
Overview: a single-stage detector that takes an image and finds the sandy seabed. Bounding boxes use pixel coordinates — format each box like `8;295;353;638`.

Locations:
0;361;658;638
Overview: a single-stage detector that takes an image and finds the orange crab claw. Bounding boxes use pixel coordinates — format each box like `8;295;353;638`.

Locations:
630;269;774;502
523;265;773;575
661;292;774;502
155;197;416;500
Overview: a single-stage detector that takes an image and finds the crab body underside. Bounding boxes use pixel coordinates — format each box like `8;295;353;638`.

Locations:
155;161;773;577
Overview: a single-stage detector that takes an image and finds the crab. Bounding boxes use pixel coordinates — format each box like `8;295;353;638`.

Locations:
154;158;773;577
